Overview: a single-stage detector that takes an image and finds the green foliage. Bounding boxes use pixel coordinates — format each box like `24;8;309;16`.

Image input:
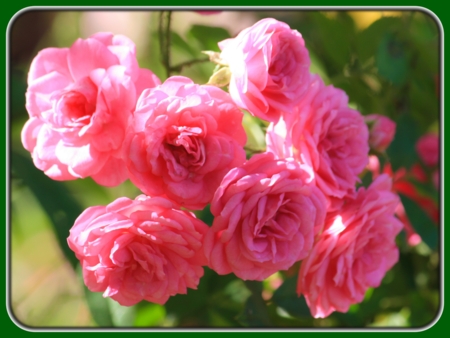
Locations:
376;32;409;86
163;268;244;327
272;276;311;318
134;303;166;327
356;17;403;62
107;298;136;327
242;111;266;156
237;281;272;327
187;24;230;52
195;204;214;226
171;30;198;58
75;265;113;327
387;113;420;171
83;289;114;327
312;12;356;75
11;150;83;268
400;194;438;250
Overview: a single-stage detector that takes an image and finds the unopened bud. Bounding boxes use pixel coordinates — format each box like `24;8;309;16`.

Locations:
207;67;232;87
365;114;396;153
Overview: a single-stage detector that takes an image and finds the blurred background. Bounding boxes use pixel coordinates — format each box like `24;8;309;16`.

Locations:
9;10;440;328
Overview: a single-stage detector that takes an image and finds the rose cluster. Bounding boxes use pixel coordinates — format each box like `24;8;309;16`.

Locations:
21;18;403;318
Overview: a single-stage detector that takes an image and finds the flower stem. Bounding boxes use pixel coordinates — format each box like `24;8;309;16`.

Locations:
170;57;210;73
159;10;173;78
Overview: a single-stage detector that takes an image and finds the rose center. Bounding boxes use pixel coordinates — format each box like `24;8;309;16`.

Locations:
59;91;95;121
165;126;206;169
254;194;292;239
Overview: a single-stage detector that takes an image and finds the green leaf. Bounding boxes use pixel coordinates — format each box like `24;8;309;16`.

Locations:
376;33;409;86
170;31;197;58
76;265;114;327
84;291;114;327
386;113;420;171
223;279;251;304
331;77;379;115
165;268;242;326
11;149;83;268
272;276;312;318
168;30;214;81
309;49;330;84
329;311;364;327
237;281;272;327
134;303;166;327
408;290;440;327
408;13;439;87
141;29;165;81
356;16;402;62
310;12;356;75
188;24;230;52
207;309;236;326
107;298;136;327
164;266;212;319
408;80;439;133
360;170;373;189
242;111;266;153
399;194;438;250
194;204;214;226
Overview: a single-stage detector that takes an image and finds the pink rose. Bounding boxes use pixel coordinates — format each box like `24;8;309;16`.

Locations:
266;75;369;204
416;133;439;167
218;18;311;122
364;114;396;152
204;152;327;281
21;32;160;186
67;195;208;306
125;76;247;210
297;174;403;318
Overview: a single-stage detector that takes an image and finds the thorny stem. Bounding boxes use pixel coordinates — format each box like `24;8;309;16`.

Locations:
158;11;212;76
158;12;165;73
165;11;172;75
170;57;210;73
159;11;173;78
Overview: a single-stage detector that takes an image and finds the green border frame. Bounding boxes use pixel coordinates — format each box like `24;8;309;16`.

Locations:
2;2;446;336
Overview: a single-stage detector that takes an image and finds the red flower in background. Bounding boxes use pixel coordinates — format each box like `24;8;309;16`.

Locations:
416;133;439;167
367;155;439;247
